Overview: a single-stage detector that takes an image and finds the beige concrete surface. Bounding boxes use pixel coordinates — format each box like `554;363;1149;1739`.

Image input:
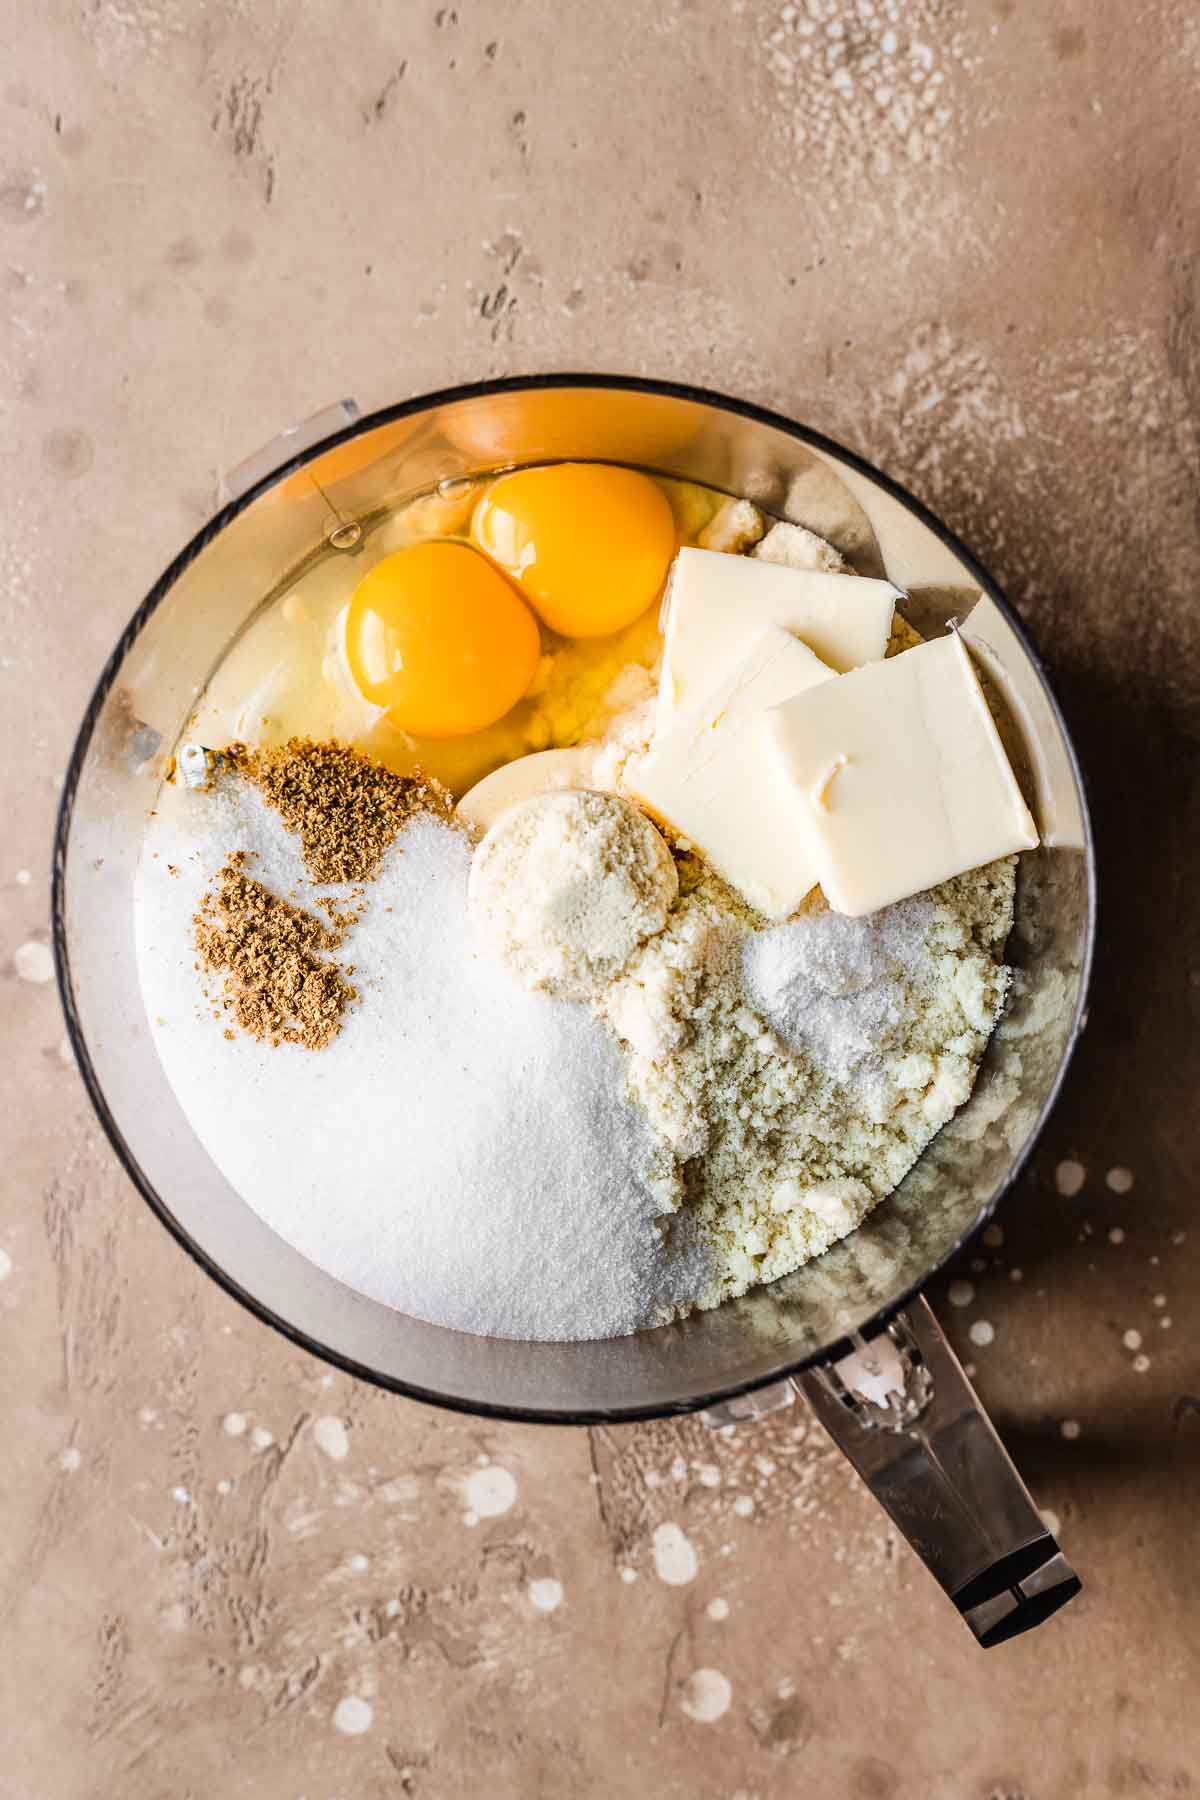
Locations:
2;1;1198;1795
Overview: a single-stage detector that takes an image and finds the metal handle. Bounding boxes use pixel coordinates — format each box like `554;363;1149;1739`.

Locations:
796;1295;1080;1646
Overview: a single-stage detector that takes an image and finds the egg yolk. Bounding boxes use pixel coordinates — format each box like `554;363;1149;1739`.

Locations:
471;463;676;639
344;542;540;739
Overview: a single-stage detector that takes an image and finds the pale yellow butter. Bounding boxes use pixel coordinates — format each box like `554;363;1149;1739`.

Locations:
766;632;1039;918
657;546;898;728
456;747;594;835
628;625;834;920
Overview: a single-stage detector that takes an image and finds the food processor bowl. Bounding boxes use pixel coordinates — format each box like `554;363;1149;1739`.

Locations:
54;377;1095;1645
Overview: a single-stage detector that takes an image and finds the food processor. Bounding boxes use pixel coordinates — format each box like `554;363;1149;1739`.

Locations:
53;377;1095;1646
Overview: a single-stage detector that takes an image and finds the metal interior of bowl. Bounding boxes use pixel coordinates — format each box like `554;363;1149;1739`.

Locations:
53;377;1095;1422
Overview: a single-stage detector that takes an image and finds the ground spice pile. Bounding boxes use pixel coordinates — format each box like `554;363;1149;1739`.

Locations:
194;853;357;1050
227;738;449;883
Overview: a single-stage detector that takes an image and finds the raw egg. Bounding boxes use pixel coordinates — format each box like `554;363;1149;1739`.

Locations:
471;463;676;639
345;542;540;739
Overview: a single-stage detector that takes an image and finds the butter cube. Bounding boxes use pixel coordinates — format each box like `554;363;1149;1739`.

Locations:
766;632;1039;918
628;625;834;919
658;546;897;727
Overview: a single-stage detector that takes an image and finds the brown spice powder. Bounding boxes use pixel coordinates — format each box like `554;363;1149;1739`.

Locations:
227;738;450;884
194;853;357;1050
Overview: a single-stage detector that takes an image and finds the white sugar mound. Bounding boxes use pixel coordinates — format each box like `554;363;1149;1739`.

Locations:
468;789;678;1001
135;787;705;1341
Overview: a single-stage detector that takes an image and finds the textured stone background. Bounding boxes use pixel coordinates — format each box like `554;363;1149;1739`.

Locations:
1;1;1197;1795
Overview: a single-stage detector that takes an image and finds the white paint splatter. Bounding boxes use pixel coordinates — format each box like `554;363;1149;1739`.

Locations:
58;1446;81;1472
680;1668;731;1724
528;1577;563;1613
968;1320;995;1348
1106;1165;1134;1194
222;1411;248;1436
1055;1159;1086;1197
706;1597;730;1621
947;1279;974;1307
652;1521;698;1586
0;1247;11;1282
1038;1508;1061;1538
1060;1419;1082;1441
13;940;53;983
463;1464;516;1518
314;1416;349;1461
1122;1329;1142;1351
333;1695;373;1736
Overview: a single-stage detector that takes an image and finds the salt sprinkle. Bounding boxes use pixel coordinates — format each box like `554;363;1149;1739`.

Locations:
619;1567;638;1584
732;1495;755;1518
464;1465;517;1519
15;869;31;886
1010;1268;1024;1283
968;1320;995;1348
1108;1228;1126;1245
58;1446;81;1472
947;1279;974;1308
0;1248;11;1282
250;1426;274;1450
313;1416;349;1461
1122;1329;1142;1352
679;1667;732;1724
222;1412;248;1437
1161;1317;1172;1330
1105;1166;1135;1194
171;1486;191;1503
13;940;54;983
653;1522;699;1585
707;1597;730;1621
1060;1419;1082;1441
1152;1294;1167;1308
528;1577;563;1613
1055;1159;1086;1197
333;1695;373;1736
216;1479;232;1495
1132;1354;1150;1374
346;1553;369;1573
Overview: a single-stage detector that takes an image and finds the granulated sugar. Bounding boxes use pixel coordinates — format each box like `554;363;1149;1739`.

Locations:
136;783;707;1341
